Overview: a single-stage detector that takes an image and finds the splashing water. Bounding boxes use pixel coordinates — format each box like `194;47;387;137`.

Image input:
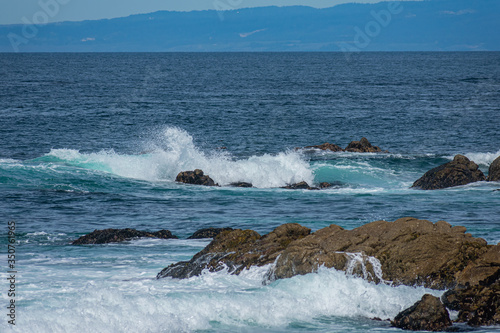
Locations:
42;127;315;188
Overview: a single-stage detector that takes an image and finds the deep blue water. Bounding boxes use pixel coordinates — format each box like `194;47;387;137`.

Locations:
1;52;499;332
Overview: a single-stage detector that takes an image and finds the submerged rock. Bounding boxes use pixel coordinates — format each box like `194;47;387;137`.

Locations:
175;169;218;186
157;223;311;279
488;156;500;181
412;155;485;190
187;227;234;239
304;142;344;152
229;182;253;188
392;294;452;331
345;137;384;153
72;228;178;245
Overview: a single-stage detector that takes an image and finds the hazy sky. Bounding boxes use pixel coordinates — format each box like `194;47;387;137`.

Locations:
1;0;415;25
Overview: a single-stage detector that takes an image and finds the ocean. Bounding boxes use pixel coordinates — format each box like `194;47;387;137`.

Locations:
1;52;499;332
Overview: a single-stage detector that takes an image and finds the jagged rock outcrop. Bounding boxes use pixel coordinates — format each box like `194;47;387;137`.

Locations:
488;156;500;181
158;217;492;290
175;169;218;186
345;137;384;153
304;143;344;152
270;217;489;289
392;294;452;331
187;227;234;239
72;228;177;245
157;223;311;279
412;155;486;190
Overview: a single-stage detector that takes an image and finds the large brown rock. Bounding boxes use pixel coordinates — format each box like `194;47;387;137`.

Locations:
412;155;486;190
72;228;177;245
345;137;383;153
269;217;489;289
175;169;218;186
304;143;344;152
157;223;311;279
392;294;452;331
488;156;500;181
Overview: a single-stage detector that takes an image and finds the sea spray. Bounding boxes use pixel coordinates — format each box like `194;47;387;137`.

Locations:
41;127;315;188
342;252;390;284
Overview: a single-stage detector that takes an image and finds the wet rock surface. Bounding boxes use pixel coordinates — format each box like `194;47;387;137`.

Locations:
392;294;452;331
488;156;500;181
72;228;178;245
443;280;500;327
187;227;234;239
412;155;486;190
157;223;311;279
345;137;383;153
175;169;218;186
442;244;500;327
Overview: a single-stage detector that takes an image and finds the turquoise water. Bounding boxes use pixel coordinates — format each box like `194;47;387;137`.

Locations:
1;53;499;332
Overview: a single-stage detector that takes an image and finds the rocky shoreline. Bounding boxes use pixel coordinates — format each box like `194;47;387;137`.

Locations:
152;217;499;331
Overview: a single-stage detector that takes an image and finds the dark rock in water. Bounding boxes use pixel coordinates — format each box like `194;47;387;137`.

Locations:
157;223;311;279
392;294;452;331
175;169;218;186
283;181;334;190
269;217;489;289
187;227;234;239
283;181;313;190
72;228;178;245
488;156;500;181
304;142;344;152
229;182;253;188
412;155;486;190
345;137;384;153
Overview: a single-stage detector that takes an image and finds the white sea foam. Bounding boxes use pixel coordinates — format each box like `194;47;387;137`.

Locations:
2;265;442;333
445;150;500;166
45;127;314;188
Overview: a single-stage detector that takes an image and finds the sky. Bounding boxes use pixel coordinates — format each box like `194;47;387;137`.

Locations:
0;0;416;25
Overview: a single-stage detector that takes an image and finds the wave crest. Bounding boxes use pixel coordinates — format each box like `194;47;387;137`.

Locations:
45;127;314;188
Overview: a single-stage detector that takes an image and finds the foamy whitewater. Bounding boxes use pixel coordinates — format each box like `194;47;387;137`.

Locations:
43;128;315;188
1;52;499;332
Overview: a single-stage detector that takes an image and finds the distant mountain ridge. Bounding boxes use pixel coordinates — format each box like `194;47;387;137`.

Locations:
1;0;499;52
